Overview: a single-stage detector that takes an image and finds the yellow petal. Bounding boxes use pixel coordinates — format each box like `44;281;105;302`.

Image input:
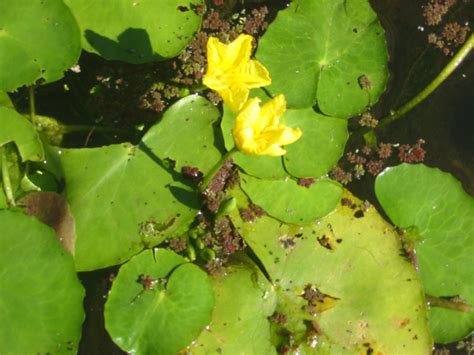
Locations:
262;126;302;146
206;37;225;72
259;144;287;156
226;34;253;68
231;95;302;157
234;97;261;131
203;34;271;111
257;94;287;132
241;59;271;88
219;84;250;112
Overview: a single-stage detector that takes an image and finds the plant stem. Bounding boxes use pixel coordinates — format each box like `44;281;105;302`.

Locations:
1;148;15;207
29;86;36;123
377;33;474;129
63;124;131;134
426;295;472;313
199;148;238;192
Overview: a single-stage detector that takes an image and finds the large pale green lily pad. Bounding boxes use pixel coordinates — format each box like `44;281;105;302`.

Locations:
229;191;432;353
65;0;204;63
375;164;474;343
60;97;226;270
0;210;84;354
0;0;81;91
144;95;224;175
0;106;43;162
189;263;276;354
240;174;342;224
105;249;213;354
257;0;388;117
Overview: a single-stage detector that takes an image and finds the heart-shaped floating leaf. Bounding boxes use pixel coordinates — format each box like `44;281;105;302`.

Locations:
221;104;347;179
65;0;204;63
256;0;388;117
240;174;342;224
59;143;198;271
0;107;43;162
0;210;84;354
0;92;13;108
143;95;224;175
375;164;474;343
105;249;213;354
281;109;348;178
0;0;81;91
189;264;276;354
230;192;432;353
60;96;224;271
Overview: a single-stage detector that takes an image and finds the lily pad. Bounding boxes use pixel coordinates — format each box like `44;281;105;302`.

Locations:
281;108;348;178
190;264;276;354
144;95;224;175
240;174;342;224
0;106;43;162
230;192;432;353
59;143;198;271
0;0;81;91
256;0;388;117
375;163;474;343
0;210;84;354
0;91;13;108
65;0;204;63
105;249;213;354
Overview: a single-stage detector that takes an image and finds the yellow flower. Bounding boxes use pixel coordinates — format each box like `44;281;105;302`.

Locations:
203;34;271;112
232;95;302;156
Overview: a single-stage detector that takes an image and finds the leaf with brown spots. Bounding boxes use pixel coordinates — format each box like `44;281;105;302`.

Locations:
19;192;76;255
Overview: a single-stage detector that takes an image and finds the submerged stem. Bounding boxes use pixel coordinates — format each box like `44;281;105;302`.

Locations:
426;295;472;313
29;86;36;123
199;148;238;192
63;124;131;134
377;33;474;129
1;148;15;207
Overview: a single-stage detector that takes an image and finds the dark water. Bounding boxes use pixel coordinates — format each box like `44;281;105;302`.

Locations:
370;0;474;195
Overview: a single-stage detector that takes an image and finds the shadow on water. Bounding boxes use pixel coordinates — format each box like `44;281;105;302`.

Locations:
369;0;474;195
85;28;165;64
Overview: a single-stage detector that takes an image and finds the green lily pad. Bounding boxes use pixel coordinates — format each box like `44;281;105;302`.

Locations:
190;264;276;354
144;95;224;175
240;174;342;224
0;0;81;91
375;163;474;343
65;0;204;63
59;143;198;271
230;192;432;353
0;91;13;108
281;109;348;178
0;106;43;162
105;249;213;354
0;210;84;354
256;0;388;117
